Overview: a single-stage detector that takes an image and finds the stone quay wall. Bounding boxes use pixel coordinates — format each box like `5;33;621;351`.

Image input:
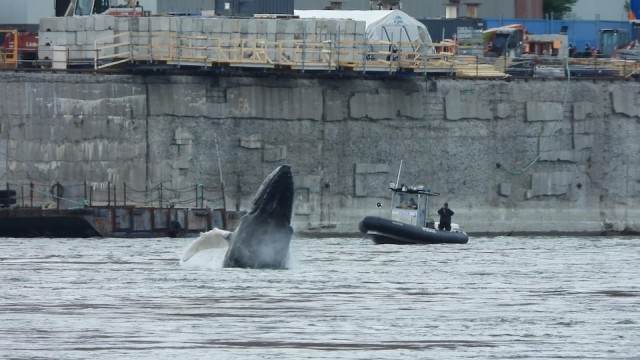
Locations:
0;71;638;236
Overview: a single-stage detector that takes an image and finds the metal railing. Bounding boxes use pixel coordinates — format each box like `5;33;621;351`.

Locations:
0;180;225;210
4;31;640;79
90;31;444;73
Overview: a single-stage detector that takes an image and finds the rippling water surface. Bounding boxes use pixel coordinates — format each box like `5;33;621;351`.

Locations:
1;236;639;359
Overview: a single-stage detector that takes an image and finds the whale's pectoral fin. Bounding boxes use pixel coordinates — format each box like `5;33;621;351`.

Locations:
181;228;233;262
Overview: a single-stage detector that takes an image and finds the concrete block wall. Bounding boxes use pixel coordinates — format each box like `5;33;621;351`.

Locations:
38;15;367;66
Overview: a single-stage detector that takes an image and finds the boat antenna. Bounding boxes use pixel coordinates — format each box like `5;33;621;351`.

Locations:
395;160;403;188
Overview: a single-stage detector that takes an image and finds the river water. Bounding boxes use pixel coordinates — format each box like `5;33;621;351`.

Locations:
1;235;638;359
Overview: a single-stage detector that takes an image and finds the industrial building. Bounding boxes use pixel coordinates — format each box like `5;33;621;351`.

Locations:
156;0;291;16
569;0;627;21
154;0;542;20
295;0;542;19
0;0;543;27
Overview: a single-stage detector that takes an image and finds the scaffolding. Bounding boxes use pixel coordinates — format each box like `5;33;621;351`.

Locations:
89;31;510;77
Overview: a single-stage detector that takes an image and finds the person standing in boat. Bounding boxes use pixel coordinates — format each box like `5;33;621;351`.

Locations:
437;202;454;231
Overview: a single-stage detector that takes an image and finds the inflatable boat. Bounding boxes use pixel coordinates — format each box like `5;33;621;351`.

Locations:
359;183;469;245
359;215;469;245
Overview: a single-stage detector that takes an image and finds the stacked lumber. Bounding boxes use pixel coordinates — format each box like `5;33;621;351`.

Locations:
453;56;508;78
569;58;640;77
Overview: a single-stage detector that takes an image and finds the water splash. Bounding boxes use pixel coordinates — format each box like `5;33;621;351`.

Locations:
180;248;226;269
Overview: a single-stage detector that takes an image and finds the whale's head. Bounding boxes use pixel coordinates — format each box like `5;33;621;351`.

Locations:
247;165;294;224
224;165;294;269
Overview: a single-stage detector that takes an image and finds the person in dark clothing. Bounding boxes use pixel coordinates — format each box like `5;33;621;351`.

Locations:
437;202;454;231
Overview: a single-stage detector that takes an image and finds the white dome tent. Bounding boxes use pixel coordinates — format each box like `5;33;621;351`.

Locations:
294;9;434;56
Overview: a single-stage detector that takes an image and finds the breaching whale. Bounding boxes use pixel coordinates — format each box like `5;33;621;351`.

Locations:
181;165;294;269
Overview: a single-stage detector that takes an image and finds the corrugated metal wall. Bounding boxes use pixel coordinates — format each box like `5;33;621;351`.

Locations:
252;0;293;14
293;0;516;20
515;0;543;19
403;0;516;19
158;0;293;15
229;0;293;15
293;0;371;11
156;0;518;18
157;0;214;13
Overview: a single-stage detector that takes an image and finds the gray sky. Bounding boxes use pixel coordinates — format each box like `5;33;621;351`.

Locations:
0;0;53;24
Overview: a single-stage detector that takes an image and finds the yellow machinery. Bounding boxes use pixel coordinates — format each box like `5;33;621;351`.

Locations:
0;30;19;69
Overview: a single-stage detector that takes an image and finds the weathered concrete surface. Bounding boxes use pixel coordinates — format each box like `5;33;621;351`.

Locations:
1;71;639;235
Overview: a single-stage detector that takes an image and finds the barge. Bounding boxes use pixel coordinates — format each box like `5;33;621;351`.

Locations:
0;183;236;238
0;206;230;238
